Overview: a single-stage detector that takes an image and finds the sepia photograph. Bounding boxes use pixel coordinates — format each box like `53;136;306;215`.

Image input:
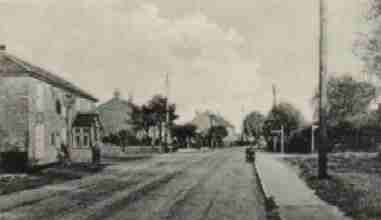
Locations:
0;0;381;219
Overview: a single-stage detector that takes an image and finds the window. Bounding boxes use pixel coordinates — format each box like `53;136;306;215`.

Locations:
76;135;81;147
83;135;89;147
51;133;56;146
75;128;81;134
83;128;90;134
56;100;62;115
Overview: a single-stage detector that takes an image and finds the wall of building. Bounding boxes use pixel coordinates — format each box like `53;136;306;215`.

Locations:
96;98;133;136
0;76;30;153
28;78;68;165
76;97;96;113
0;75;97;166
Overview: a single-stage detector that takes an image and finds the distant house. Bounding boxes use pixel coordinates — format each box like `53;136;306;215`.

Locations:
96;90;135;138
191;111;237;145
0;45;101;168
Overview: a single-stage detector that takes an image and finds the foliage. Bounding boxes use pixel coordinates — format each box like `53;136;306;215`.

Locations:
209;125;228;140
242;111;265;144
285;153;381;220
353;0;381;77
313;75;376;128
147;94;178;125
263;102;304;151
171;123;197;148
207;125;228;148
129;104;155;139
286;127;312;153
124;94;178;146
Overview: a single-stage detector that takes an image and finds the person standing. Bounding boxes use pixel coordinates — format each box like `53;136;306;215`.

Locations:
90;138;101;166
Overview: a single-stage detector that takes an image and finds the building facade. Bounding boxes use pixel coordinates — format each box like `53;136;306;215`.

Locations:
191;111;237;146
0;45;100;167
96;90;134;137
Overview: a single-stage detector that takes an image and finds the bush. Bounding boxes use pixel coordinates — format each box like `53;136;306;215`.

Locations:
286;127;312;153
263;102;304;152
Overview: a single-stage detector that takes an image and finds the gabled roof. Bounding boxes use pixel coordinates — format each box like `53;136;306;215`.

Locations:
0;51;98;102
95;97;134;112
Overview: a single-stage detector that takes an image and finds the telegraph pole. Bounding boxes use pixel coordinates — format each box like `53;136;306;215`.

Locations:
272;84;278;108
311;125;318;153
281;125;284;153
241;105;245;144
164;72;171;152
318;0;329;179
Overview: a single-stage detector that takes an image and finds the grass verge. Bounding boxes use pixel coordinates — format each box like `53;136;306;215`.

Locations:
284;152;381;220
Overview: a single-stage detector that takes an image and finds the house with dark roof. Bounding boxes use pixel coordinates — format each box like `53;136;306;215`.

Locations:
0;45;101;168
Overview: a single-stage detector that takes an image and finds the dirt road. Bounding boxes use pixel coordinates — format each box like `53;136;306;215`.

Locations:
0;148;266;220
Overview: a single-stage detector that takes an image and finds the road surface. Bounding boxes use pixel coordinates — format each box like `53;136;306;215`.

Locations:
0;148;267;220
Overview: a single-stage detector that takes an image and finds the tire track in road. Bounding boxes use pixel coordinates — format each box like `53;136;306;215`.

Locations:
165;148;267;220
0;152;212;220
100;150;229;220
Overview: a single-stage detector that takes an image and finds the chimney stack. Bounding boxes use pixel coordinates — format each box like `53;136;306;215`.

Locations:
113;88;121;100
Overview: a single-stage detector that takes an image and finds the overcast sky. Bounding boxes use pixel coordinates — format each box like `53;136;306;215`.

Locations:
0;0;370;129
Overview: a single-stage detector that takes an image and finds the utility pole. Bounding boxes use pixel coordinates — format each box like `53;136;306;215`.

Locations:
164;72;171;152
311;125;318;153
281;125;284;153
241;105;245;144
318;0;329;179
272;84;278;108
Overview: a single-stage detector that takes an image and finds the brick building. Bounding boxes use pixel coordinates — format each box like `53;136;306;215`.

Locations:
0;45;101;168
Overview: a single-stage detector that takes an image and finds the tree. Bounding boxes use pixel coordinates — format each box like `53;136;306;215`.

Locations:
129;104;155;145
172;123;197;148
263;102;304;151
242;111;266;145
311;75;377;152
354;0;381;77
208;125;228;148
146;94;178;146
313;75;376;128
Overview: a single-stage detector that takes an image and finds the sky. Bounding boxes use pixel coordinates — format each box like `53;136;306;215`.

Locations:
0;0;371;130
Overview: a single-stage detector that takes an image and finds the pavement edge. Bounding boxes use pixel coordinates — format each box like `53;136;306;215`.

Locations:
254;158;284;220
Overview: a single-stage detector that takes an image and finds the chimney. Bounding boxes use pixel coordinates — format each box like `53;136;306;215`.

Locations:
0;45;6;51
113;88;121;100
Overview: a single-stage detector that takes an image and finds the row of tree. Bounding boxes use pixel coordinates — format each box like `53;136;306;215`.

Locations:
171;123;228;149
102;93;230;149
243;74;381;152
242;102;304;152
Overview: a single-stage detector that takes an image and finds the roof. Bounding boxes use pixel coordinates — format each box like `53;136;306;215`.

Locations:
73;112;102;128
96;97;133;112
191;111;235;133
0;51;98;102
95;96;135;135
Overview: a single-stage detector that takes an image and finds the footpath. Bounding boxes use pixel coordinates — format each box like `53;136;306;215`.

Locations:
255;152;351;220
